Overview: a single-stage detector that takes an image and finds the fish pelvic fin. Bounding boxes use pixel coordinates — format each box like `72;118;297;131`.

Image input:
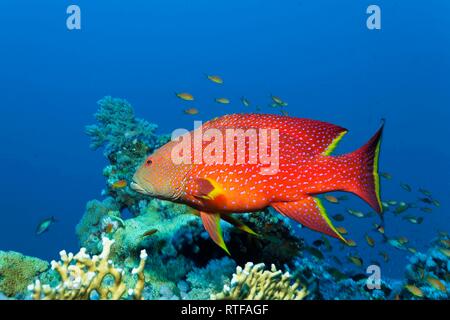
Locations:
220;214;258;236
200;211;230;255
271;197;347;244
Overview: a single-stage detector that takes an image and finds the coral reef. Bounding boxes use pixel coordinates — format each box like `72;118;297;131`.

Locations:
185;257;236;299
0;251;49;297
4;96;448;301
400;233;450;299
75;198;122;253
85;96;170;213
213;262;308;300
289;256;398;300
29;237;147;300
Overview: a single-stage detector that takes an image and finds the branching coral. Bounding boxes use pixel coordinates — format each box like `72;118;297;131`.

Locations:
213;262;308;300
29;237;147;300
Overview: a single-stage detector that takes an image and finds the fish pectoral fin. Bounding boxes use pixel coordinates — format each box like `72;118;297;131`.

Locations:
200;211;230;255
220;214;258;236
193;178;226;202
271;197;348;244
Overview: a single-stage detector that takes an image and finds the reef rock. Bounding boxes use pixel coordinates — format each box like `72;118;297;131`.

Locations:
0;251;49;297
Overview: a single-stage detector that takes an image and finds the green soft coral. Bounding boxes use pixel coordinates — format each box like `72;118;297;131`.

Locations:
0;251;49;297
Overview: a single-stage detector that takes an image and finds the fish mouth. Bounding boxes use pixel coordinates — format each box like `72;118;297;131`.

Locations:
131;176;154;196
130;181;146;194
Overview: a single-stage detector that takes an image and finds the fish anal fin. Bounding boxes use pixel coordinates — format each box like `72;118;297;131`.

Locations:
200;211;230;255
271;197;347;244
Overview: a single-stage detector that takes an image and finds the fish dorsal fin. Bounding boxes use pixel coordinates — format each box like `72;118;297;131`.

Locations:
192;178;225;202
201;114;348;156
200;211;230;255
271;197;348;244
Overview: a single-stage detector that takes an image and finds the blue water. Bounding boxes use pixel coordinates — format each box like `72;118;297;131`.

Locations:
0;0;449;279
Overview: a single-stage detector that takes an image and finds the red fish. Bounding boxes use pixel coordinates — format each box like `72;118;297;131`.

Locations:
131;114;384;254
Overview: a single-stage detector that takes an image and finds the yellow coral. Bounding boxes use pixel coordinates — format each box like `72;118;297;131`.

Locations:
213;262;307;300
28;237;147;300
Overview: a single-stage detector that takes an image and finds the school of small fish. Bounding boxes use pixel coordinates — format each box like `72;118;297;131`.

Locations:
177;73;290;116
303;169;444;297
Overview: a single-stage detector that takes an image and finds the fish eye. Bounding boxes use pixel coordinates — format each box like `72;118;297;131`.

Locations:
146;159;153;166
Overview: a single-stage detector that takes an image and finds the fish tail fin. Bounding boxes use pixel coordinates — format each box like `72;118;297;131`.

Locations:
337;123;384;213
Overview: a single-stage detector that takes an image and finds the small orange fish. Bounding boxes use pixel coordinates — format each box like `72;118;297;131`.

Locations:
427;277;446;292
379;251;389;262
439;248;450;258
347;255;363;267
365;234;375;247
397;237;409;245
271;95;288;107
183;108;199;115
207;75;223;84
104;223;114;234
215;97;230;104
346;239;357;247
240;97;250;107
374;223;385;234
112;180;127;189
176;92;194;101
407;247;417;254
405;284;424;298
440;239;450;248
141;229;158;238
336;226;348;235
324;195;339;204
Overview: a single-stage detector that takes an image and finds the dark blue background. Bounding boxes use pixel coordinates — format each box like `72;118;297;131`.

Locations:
0;0;449;278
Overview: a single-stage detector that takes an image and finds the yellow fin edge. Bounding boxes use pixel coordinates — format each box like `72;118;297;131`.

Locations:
215;215;230;255
323;131;348;156
315;198;348;244
373;137;383;213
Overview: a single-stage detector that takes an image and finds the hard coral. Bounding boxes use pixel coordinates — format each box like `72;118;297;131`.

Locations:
0;251;49;297
213;262;308;300
29;237;147;300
